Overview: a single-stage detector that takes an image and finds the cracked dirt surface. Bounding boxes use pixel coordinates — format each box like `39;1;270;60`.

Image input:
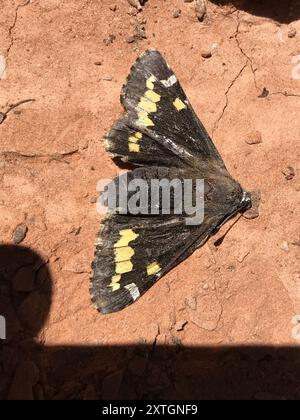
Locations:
1;0;300;399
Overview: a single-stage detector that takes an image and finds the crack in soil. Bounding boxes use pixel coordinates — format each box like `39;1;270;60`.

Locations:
5;0;31;61
212;61;248;135
234;11;260;91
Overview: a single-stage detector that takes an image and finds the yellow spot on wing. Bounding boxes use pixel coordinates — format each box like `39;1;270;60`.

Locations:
146;75;156;90
129;143;140;153
135;131;142;139
145;90;161;103
116;260;133;274
173;97;186;111
138;111;154;127
114;229;139;248
138;97;157;113
129;136;138;143
147;262;161;276
109;275;121;291
114;246;135;262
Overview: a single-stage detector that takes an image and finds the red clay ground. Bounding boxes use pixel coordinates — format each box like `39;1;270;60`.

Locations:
0;0;300;400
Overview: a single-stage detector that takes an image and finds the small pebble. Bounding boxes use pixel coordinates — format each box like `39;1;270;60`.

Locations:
173;9;181;18
195;0;207;21
243;190;261;220
12;223;28;244
280;241;290;253
184;0;194;2
258;87;269;98
94;61;102;66
127;0;142;10
245;130;262;145
288;27;297;38
201;50;212;59
282;166;295;181
110;5;117;12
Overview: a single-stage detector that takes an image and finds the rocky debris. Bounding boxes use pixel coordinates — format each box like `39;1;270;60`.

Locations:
280;241;290;253
243;190;261;220
101;370;123;399
282;166;295;181
195;0;207;21
201;49;212;59
173;9;181;18
12;223;28;244
7;360;40;400
245;130;263;145
258;87;269;98
174;320;188;331
127;0;143;10
12;266;35;292
288;27;297;38
188;294;222;331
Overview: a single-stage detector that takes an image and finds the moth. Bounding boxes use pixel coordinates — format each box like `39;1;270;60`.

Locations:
91;49;251;314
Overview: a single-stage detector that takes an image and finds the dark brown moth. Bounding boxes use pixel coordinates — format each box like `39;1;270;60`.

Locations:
91;49;251;314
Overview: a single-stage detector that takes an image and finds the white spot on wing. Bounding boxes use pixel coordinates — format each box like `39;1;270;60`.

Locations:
161;74;177;87
125;283;140;301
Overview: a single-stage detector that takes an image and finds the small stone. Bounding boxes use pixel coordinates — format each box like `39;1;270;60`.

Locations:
173;9;181;18
94;61;102;66
174;320;187;331
280;241;290;253
127;0;142;10
258;87;269;98
184;0;194;2
243;190;261;220
288;27;297;38
201;50;212;59
195;0;207;21
282;166;295;181
203;283;209;290
110;5;117;12
245;130;262;145
12;223;28;244
12;266;35;292
102;76;113;81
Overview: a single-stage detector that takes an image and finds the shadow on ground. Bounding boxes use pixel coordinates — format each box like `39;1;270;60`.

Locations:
1;244;300;400
211;0;300;23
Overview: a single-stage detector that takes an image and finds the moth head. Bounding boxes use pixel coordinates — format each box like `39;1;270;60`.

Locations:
205;176;251;215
